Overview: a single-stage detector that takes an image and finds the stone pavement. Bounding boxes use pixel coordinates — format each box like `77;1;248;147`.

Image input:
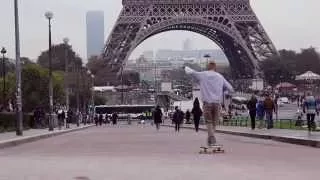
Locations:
0;124;319;180
0;124;94;149
164;123;320;148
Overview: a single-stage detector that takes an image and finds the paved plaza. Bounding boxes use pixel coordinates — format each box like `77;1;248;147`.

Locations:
0;124;319;180
0;124;81;142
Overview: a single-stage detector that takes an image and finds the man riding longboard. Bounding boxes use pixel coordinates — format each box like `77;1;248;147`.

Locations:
185;61;234;151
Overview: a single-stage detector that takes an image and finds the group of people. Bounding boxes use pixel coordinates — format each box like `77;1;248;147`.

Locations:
247;92;319;132
171;98;203;132
146;61;234;147
33;107;46;128
246;94;276;130
33;106;92;130
152;98;203;133
56;108;85;129
94;113;119;126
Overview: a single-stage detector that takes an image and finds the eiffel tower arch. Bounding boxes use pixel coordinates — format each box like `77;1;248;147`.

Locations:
102;0;278;78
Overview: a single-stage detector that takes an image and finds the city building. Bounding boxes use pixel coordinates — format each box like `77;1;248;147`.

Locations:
86;11;105;60
142;51;154;61
126;54;229;83
139;49;227;62
183;39;193;51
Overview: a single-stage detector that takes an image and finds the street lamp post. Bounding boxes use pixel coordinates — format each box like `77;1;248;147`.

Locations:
87;70;95;120
14;0;23;136
45;11;54;131
63;38;70;111
76;63;80;127
1;47;7;111
91;74;95;110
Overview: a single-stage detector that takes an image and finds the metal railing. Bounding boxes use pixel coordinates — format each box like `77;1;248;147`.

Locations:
216;115;314;130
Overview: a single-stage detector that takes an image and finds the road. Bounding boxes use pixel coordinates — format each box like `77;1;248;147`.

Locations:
0;124;319;180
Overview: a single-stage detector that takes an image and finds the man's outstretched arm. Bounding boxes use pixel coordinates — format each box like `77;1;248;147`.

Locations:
185;66;202;80
223;78;234;93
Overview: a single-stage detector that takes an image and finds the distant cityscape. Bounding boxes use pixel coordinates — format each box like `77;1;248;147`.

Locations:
125;39;229;82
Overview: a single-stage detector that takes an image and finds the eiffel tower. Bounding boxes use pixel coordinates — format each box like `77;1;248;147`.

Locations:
102;0;277;78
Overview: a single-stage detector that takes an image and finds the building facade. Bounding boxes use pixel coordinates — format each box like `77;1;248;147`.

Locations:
86;11;105;60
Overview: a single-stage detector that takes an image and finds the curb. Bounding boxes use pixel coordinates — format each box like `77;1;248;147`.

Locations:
0;125;94;149
162;125;320;148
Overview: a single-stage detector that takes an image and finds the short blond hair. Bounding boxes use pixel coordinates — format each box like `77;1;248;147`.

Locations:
207;61;216;70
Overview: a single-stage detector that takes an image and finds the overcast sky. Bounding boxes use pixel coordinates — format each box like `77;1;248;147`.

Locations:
0;0;319;62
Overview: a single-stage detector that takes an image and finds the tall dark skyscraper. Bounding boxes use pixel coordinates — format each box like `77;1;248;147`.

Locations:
86;11;105;60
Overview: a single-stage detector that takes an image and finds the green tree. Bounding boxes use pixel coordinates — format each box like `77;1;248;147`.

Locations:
262;47;320;86
20;64;65;112
37;43;82;71
87;56;117;86
0;58;15;76
21;57;35;66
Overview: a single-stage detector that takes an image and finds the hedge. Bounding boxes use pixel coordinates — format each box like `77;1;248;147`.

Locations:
0;113;34;133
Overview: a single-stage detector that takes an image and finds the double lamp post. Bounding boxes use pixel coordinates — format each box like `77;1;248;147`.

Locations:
45;11;95;130
1;47;7;111
45;11;54;131
10;4;95;135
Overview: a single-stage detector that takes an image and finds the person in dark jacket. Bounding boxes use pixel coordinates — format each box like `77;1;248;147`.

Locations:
153;106;163;130
94;115;99;126
67;109;73;128
264;94;276;129
33;108;41;129
247;95;258;130
57;108;65;130
192;98;203;132
112;112;118;125
185;110;191;124
99;114;103;126
256;100;265;129
173;106;184;132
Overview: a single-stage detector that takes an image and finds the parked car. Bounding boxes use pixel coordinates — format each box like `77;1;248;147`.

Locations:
278;97;289;105
231;96;248;111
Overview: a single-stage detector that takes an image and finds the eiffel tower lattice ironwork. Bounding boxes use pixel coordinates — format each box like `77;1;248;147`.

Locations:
102;0;278;78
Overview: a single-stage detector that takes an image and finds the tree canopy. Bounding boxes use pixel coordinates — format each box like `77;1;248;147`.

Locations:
262;47;320;85
37;43;82;71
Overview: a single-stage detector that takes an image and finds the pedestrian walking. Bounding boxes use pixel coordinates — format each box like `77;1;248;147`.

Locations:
57;108;65;130
105;114;110;125
67;109;73;128
33;107;41;129
303;92;318;132
112;112;118;125
191;98;203;132
99;114;103;126
153;106;163;130
94;114;99;126
185;110;191;124
83;112;88;125
264;94;276;129
172;106;184;132
256;100;265;129
247;95;257;130
185;61;234;146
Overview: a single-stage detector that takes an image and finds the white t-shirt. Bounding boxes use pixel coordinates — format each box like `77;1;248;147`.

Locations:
185;67;234;104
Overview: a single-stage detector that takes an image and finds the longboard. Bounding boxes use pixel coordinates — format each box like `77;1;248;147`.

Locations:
199;145;225;154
